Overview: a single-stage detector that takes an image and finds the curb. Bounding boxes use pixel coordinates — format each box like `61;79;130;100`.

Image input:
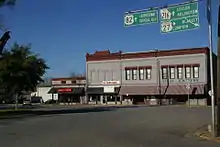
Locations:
194;128;220;143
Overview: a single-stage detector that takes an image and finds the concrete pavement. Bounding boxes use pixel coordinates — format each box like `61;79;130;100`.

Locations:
0;106;219;147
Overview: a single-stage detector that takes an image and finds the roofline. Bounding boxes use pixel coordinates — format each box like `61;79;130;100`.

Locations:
86;47;209;62
52;76;86;81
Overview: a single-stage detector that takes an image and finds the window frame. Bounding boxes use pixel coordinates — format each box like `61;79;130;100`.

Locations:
161;67;168;79
125;69;131;80
177;66;183;79
193;66;199;78
169;67;175;79
185;66;191;78
61;81;66;84
146;68;151;80
132;69;137;80
139;68;144;80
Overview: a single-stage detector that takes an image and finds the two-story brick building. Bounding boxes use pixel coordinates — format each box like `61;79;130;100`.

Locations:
86;47;216;105
48;77;86;104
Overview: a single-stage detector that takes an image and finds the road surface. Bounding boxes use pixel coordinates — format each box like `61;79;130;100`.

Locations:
0;106;219;147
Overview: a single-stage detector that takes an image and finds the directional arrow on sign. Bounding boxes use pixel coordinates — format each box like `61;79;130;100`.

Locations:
189;21;199;27
135;17;137;22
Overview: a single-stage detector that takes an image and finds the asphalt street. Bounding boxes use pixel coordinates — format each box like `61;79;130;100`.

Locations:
0;106;219;147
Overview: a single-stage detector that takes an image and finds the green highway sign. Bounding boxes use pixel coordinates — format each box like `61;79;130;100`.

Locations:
160;2;198;21
161;15;199;33
160;2;199;33
124;10;158;27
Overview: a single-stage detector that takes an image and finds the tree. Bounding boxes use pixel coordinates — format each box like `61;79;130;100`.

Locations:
0;43;49;105
0;0;16;8
70;71;86;77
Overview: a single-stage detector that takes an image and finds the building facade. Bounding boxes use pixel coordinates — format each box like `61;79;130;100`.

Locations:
86;47;215;105
48;77;86;104
33;85;58;103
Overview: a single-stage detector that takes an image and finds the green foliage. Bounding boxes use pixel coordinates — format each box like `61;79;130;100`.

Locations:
0;43;49;97
0;0;16;7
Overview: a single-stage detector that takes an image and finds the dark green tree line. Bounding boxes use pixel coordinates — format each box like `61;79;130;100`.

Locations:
0;43;49;103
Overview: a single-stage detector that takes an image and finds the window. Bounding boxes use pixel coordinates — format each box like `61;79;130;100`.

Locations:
161;67;168;79
193;66;199;78
112;70;116;80
90;71;93;81
125;69;131;80
71;80;76;84
104;71;107;81
61;81;66;84
177;67;183;79
146;68;151;80
139;68;144;80
170;67;175;79
185;66;191;78
132;69;137;80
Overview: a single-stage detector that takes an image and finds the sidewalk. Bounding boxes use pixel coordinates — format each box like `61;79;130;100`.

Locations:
194;125;220;143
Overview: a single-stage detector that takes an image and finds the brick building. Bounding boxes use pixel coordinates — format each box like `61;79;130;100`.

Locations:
86;47;216;105
48;77;86;104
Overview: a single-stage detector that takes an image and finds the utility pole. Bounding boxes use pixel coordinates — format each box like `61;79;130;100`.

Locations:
216;5;220;137
207;0;216;137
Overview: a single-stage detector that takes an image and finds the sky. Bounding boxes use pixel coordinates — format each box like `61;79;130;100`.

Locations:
0;0;219;78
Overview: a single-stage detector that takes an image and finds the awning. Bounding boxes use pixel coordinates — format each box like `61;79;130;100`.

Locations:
119;86;157;95
48;88;56;94
87;87;103;95
119;84;205;95
160;84;205;95
48;87;84;94
87;87;120;95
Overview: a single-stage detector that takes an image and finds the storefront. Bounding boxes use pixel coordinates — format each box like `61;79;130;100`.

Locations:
87;83;120;105
48;87;85;104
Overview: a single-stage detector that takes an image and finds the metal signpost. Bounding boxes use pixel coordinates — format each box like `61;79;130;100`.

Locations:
124;10;158;27
217;5;220;137
160;2;199;33
207;0;216;137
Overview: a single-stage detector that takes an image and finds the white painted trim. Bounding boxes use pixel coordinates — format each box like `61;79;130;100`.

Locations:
88;85;120;88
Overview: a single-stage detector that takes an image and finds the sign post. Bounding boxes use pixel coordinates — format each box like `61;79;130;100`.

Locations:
124;10;158;27
216;5;220;137
160;2;199;33
186;83;191;106
207;0;216;137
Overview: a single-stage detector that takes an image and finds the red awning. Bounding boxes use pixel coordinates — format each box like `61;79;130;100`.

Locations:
160;84;205;95
119;84;205;95
119;85;158;95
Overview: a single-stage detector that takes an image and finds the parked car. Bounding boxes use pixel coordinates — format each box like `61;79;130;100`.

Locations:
45;99;57;104
23;99;32;106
